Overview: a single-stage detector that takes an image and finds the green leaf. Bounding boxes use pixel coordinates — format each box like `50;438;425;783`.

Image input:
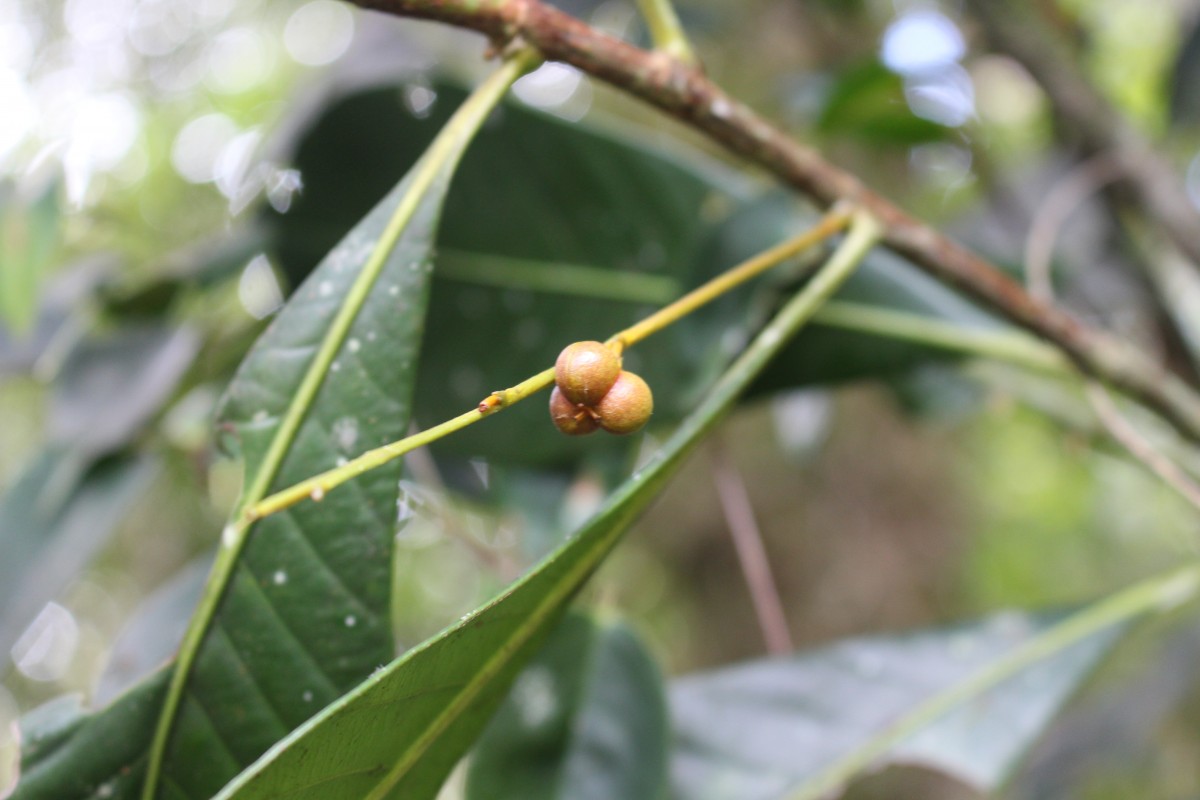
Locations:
669;611;1127;800
0;450;157;660
163;168;442;796
208;211;881;800
15;677;168;800
14;110;444;800
465;613;668;800
816;60;949;146
271;81;772;467
272;79;995;474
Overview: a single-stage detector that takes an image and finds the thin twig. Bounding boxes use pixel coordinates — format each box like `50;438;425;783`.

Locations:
346;0;1200;444
709;440;794;655
968;0;1200;271
247;208;852;522
1022;151;1200;512
1023;153;1125;303
1084;383;1200;511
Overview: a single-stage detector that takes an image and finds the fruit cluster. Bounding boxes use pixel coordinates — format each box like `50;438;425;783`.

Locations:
549;341;653;436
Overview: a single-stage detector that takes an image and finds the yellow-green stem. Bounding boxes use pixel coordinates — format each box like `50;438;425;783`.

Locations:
607;206;853;352
247;206;853;523
811;300;1073;376
139;50;540;800
361;207;884;800
635;0;698;65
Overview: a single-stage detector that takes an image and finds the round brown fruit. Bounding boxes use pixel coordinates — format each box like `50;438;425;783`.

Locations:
554;341;621;406
595;371;653;435
549;386;600;436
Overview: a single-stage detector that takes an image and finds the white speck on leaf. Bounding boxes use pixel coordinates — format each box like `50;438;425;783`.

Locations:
318;281;333;297
344;614;357;627
347;337;361;353
272;570;287;586
332;416;359;450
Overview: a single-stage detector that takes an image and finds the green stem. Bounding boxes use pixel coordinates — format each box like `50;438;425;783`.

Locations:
609;207;853;351
635;0;698;65
789;561;1200;800
436;248;680;304
811;301;1073;376
363;208;884;800
811;302;1200;500
247;206;854;522
139;49;540;800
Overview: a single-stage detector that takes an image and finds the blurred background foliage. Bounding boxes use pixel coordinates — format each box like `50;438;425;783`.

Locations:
3;0;1200;796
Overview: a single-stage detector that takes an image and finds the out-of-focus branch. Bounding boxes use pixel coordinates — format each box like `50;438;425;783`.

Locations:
1023;153;1125;303
345;0;1200;442
1023;156;1200;512
709;442;794;655
967;0;1200;271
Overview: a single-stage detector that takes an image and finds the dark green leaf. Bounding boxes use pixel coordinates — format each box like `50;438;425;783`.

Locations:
272;81;990;475
209;221;833;799
817;60;949;146
466;613;668;800
15;675;167;800
670;612;1125;800
15;99;447;798
271;81;774;467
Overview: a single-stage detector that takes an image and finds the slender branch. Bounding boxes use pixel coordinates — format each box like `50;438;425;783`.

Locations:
1023;153;1125;303
967;0;1200;271
345;0;1200;445
1020;147;1200;513
1121;216;1200;368
710;441;794;655
1084;383;1200;511
811;301;1200;497
247;207;852;522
